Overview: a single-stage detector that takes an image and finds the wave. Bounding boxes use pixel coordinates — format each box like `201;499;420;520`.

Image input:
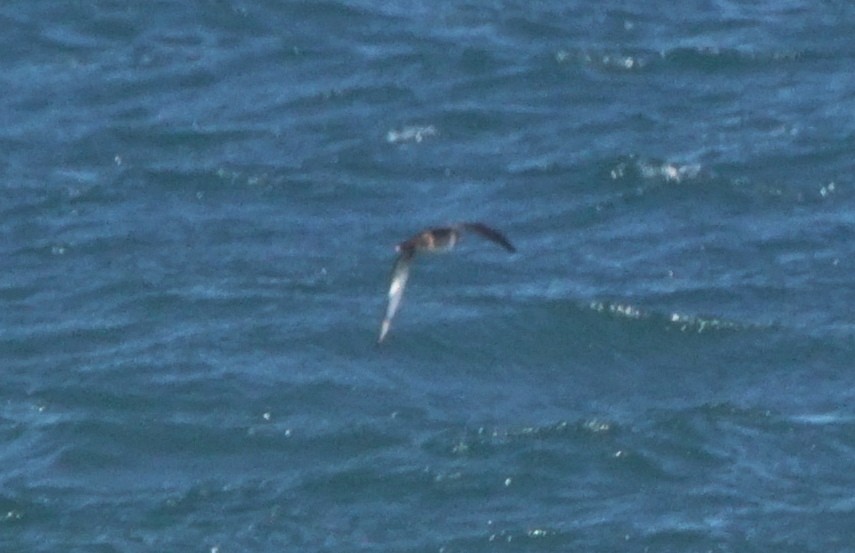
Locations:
505;153;812;216
554;45;819;74
587;300;746;334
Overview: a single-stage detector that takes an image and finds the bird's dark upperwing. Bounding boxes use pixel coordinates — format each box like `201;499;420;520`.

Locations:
461;222;517;253
378;249;414;343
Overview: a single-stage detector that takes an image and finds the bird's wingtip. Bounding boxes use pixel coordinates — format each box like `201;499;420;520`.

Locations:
377;319;391;344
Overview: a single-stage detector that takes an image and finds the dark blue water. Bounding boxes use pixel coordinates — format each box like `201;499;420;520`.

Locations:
2;2;854;551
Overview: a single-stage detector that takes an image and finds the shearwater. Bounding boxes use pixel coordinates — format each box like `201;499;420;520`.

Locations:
377;222;516;344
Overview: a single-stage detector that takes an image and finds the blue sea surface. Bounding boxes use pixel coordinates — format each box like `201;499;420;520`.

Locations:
2;1;854;551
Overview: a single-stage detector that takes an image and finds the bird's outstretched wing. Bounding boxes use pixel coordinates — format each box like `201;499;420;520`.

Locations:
378;249;414;343
460;222;517;252
377;222;515;344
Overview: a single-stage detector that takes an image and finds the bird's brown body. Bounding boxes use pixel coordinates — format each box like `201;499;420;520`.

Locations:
396;227;458;253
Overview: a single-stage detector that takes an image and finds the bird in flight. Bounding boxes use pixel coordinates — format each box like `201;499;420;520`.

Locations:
377;222;516;344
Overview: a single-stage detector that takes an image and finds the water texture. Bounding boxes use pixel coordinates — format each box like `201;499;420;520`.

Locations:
2;1;854;551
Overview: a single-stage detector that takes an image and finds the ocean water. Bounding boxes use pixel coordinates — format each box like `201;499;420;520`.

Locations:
2;1;854;551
